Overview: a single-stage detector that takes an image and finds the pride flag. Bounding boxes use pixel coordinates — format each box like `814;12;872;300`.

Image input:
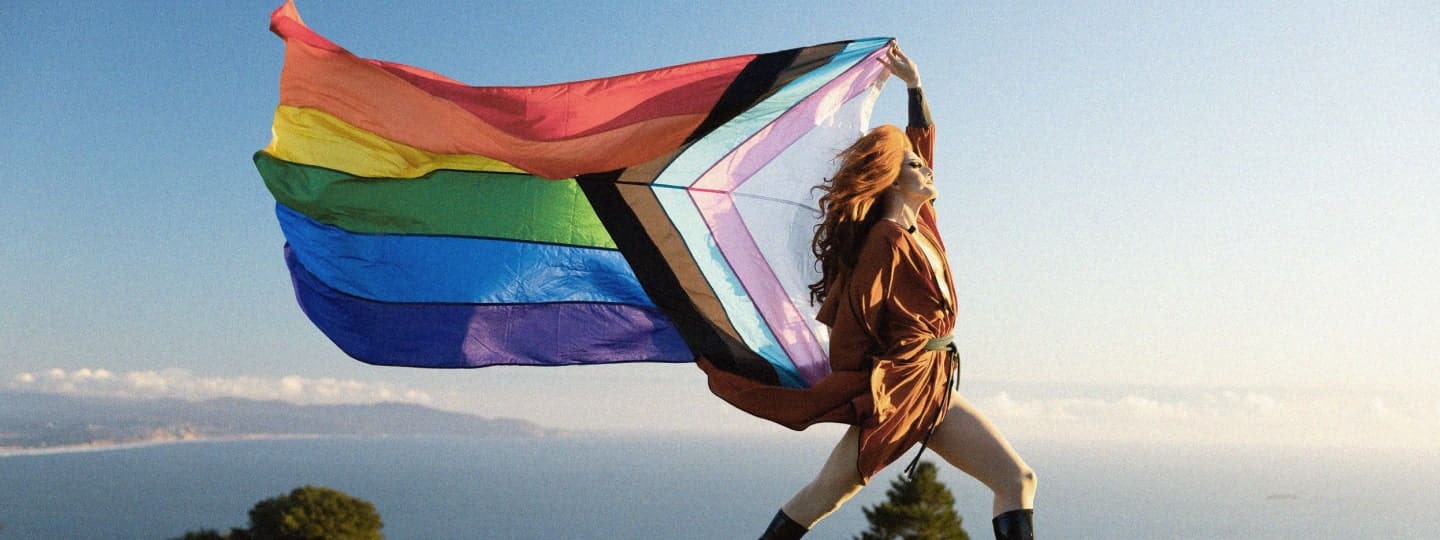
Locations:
258;1;892;388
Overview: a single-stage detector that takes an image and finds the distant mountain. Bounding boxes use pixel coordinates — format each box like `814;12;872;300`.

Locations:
0;391;550;451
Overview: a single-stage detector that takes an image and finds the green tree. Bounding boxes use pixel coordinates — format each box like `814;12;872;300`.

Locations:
856;461;969;540
174;485;382;540
247;485;383;540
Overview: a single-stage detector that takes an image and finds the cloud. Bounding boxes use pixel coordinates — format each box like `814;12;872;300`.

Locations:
9;368;433;406
975;388;1440;449
986;391;1198;422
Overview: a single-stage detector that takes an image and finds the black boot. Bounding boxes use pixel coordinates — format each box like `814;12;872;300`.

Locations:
992;508;1033;540
758;509;808;540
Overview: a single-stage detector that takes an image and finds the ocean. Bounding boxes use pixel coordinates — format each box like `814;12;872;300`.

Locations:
1;433;1436;539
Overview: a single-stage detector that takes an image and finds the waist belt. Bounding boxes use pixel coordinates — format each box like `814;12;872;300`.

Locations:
924;335;955;351
922;335;960;392
903;335;962;478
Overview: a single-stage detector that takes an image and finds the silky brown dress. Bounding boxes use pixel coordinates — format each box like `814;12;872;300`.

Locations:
699;98;957;481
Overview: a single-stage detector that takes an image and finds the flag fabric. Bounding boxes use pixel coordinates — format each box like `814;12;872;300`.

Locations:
258;1;893;388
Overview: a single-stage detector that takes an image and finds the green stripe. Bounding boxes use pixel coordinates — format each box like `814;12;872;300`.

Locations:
256;152;617;249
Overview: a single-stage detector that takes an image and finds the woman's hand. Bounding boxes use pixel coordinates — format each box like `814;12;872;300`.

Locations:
879;44;921;89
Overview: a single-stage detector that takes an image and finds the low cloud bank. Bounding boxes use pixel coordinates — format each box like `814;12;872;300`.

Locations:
975;387;1440;449
9;368;434;406
10;368;1436;449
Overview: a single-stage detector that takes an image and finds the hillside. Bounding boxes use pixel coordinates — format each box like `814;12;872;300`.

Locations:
0;391;549;452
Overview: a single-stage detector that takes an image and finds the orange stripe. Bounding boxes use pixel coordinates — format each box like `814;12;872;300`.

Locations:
272;4;750;179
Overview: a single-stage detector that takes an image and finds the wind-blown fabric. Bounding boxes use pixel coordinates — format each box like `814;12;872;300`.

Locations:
257;1;893;388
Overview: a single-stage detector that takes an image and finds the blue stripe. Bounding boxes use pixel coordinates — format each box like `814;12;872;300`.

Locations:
285;246;692;368
277;203;654;306
650;186;804;388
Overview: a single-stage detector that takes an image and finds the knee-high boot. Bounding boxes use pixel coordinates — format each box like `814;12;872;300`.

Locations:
991;509;1033;540
758;509;808;540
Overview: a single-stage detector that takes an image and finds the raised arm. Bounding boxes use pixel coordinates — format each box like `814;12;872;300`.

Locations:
878;44;934;163
906;86;935;169
881;44;941;240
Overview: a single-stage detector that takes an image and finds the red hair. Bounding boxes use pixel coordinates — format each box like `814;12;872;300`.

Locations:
808;124;912;304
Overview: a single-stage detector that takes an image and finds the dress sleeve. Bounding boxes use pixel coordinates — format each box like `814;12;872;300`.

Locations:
905;87;944;248
849;226;935;366
905;87;935;168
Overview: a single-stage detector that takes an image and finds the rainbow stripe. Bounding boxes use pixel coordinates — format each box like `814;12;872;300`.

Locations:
258;1;891;385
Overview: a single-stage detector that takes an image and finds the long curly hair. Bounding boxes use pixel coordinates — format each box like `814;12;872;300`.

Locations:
808;124;912;305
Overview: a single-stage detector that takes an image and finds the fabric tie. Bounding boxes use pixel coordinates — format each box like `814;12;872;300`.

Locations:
902;335;961;478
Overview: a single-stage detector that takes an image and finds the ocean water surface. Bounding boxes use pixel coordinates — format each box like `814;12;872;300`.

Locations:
1;433;1436;539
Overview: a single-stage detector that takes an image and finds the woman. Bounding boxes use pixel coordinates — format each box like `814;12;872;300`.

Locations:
701;45;1036;540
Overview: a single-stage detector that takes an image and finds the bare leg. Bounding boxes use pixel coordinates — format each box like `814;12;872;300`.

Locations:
779;426;866;527
926;392;1037;517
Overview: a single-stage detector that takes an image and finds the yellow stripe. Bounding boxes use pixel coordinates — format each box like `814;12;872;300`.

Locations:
266;106;528;178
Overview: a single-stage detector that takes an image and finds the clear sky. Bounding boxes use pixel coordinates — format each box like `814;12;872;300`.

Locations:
3;1;1437;448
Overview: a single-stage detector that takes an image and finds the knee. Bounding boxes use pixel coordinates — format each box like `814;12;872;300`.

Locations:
996;466;1037;498
802;467;863;504
1015;466;1038;494
790;473;864;522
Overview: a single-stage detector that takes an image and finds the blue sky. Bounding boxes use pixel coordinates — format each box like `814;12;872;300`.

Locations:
3;1;1437;447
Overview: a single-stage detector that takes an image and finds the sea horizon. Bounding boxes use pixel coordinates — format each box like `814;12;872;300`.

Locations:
2;432;1436;539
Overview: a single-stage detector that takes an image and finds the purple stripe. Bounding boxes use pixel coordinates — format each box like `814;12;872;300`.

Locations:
285;246;693;368
689;191;828;385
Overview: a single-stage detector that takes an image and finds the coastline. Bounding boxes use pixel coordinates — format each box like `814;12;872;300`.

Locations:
0;433;328;459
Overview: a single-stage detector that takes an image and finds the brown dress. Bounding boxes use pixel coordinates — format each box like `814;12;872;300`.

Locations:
698;89;956;482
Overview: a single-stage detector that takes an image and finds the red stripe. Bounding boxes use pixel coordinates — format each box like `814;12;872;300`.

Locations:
374;58;750;141
269;1;753;178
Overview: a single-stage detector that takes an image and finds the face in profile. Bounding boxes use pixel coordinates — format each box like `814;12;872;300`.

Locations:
892;150;935;202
